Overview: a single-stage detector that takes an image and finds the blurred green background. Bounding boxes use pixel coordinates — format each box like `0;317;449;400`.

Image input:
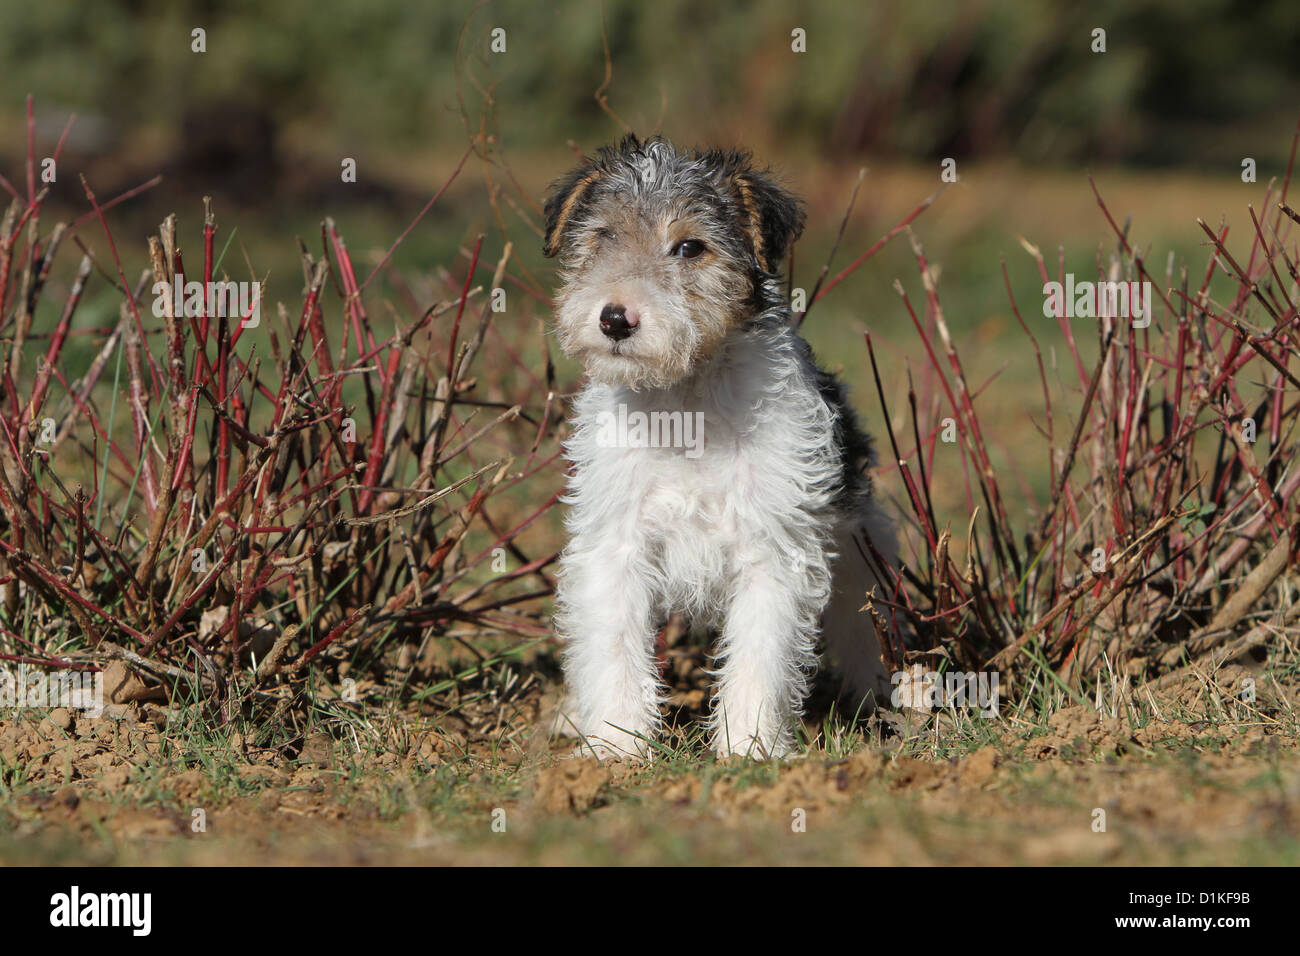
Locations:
6;0;1298;166
2;0;1297;529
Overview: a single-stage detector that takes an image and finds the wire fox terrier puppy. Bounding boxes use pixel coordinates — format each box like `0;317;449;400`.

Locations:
546;135;898;760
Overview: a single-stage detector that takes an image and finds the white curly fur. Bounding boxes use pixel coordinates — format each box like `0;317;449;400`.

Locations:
555;313;897;758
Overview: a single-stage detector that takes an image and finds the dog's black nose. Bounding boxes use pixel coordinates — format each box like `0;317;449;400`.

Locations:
599;303;638;341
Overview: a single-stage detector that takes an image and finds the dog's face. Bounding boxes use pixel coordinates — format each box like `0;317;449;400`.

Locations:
543;136;805;389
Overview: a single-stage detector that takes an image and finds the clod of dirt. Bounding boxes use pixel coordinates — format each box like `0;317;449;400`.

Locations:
101;661;166;704
694;750;890;817
162;769;207;805
888;756;950;791
839;747;887;787
1130;720;1198;747
750;761;854;813
956;746;1000;786
99;702;141;722
1024;706;1130;758
533;758;611;813
660;775;702;806
237;765;290;788
297;732;334;767
140;703;171;730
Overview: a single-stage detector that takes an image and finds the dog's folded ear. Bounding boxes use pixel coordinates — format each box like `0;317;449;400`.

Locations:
726;162;806;275
543;163;604;258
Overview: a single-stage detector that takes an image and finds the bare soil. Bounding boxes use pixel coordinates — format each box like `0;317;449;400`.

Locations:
2;659;1297;865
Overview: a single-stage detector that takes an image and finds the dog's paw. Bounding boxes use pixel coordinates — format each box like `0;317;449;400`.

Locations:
546;696;584;740
575;725;653;762
713;734;794;761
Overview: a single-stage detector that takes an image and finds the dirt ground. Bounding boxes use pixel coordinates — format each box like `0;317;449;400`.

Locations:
2;654;1297;866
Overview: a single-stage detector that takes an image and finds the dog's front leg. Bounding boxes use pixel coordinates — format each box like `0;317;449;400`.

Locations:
711;550;826;759
554;542;662;760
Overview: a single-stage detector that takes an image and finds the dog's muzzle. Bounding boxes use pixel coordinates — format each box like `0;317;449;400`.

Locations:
599;303;639;341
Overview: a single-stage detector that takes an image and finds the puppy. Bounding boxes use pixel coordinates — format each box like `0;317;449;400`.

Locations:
545;135;898;759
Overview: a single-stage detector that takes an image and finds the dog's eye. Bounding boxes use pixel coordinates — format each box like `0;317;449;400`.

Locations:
671;239;706;259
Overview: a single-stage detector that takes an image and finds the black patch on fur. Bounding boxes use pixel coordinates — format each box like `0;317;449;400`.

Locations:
693;143;806;277
793;336;875;510
541;134;647;258
731;163;807;269
541;163;601;258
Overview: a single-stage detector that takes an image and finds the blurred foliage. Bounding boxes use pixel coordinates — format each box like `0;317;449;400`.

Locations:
2;0;1298;168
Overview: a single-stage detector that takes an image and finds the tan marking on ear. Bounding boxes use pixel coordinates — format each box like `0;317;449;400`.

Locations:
547;169;602;257
734;176;769;273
